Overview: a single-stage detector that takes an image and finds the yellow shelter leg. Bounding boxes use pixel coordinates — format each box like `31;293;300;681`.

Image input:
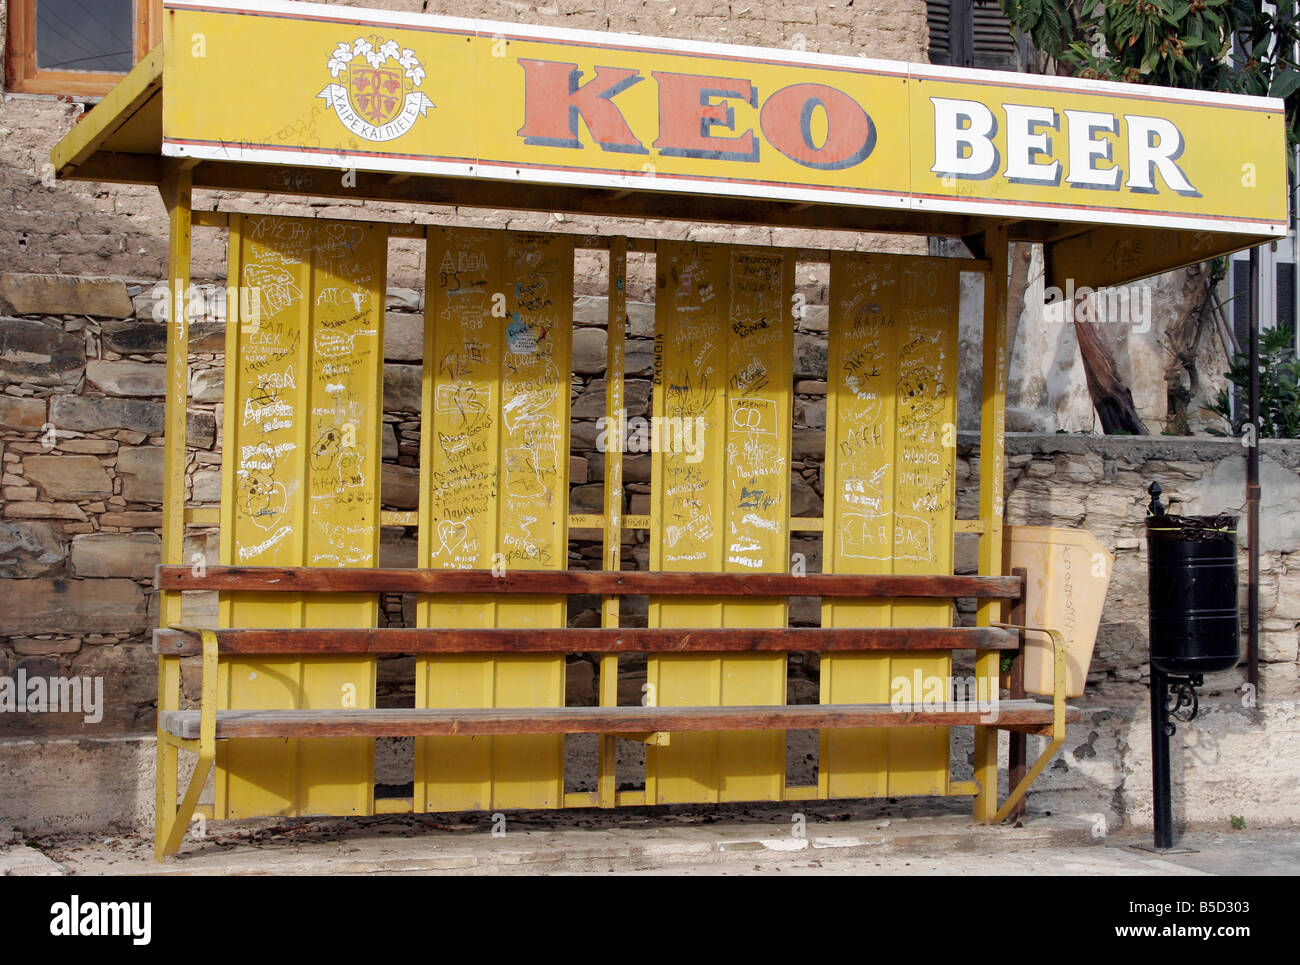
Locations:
159;628;218;858
155;165;191;860
154;657;180;861
974;225;1010;823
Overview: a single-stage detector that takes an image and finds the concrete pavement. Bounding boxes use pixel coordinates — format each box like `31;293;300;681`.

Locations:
3;801;1297;875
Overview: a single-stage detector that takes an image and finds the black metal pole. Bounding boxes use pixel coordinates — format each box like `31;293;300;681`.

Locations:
1247;247;1261;694
1150;665;1173;850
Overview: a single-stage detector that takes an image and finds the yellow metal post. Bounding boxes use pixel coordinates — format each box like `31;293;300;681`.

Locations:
158;166;190;627
155;166;190;860
598;237;628;808
974;225;1010;822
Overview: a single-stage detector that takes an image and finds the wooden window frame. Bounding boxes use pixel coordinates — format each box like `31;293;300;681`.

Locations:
5;0;160;97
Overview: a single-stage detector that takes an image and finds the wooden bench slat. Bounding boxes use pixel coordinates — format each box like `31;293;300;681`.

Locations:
153;625;1017;656
155;566;1023;600
159;701;1077;740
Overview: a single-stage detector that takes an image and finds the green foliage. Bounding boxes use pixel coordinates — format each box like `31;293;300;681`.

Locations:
1204;325;1300;438
997;0;1300;173
1230;814;1246;830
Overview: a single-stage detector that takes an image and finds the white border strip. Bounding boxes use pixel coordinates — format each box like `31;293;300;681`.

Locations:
162;140;1287;236
161;140;912;210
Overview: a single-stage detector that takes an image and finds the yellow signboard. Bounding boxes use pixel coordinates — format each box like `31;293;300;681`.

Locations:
162;0;1287;237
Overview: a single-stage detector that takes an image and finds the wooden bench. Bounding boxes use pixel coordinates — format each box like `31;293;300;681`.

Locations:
152;565;1075;857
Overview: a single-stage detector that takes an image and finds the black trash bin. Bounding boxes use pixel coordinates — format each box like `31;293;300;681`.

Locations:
1146;512;1241;675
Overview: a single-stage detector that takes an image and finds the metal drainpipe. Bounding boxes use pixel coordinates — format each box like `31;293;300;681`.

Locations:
1247;247;1261;695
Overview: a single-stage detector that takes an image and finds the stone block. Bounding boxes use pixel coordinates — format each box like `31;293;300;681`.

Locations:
116;446;164;503
190;368;224;404
0;395;45;430
382;462;419;509
625;340;654;377
573;327;607;375
86;359;165;397
383;363;422;412
71;643;159;729
794;333;828;380
790;472;821;516
384;311;424;361
792;429;825;461
101;320;167;355
0;273;131;318
70;532;160;579
0;578;149;635
571;378;653;419
189;321;227;353
49;395;163;434
570;455;588;484
57;439;117;454
98;511;161;528
2;502;87;521
566;658;597;706
379;529;418;568
187;409;216;449
22;454;112;499
0;317;86;386
192;469;222;504
12;637;81;656
0;521;66;578
570;483;604;512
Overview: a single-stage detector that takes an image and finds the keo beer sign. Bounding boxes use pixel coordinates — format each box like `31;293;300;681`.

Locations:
161;0;1286;236
516;62;877;172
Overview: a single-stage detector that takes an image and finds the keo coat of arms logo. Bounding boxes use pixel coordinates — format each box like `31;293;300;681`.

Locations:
318;38;435;142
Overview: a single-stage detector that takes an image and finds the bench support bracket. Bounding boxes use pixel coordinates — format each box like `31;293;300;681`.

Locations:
156;626;218;858
990;623;1067;824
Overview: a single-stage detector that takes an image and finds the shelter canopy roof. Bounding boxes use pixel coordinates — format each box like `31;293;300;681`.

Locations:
52;0;1289;288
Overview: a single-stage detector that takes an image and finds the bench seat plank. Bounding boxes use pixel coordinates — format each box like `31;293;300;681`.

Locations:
155;566;1023;599
153;625;1018;656
159;701;1078;740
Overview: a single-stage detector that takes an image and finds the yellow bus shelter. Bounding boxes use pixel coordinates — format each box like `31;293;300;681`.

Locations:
51;0;1287;858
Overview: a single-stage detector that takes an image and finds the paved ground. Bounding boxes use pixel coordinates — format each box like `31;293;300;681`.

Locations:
3;802;1297;875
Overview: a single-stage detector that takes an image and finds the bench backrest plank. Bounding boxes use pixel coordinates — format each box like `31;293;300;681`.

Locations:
154;625;1018;657
157;565;1023;599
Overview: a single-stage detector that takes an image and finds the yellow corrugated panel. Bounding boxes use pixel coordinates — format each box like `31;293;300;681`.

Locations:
821;254;958;799
647;242;793;804
216;215;386;818
414;229;572;811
